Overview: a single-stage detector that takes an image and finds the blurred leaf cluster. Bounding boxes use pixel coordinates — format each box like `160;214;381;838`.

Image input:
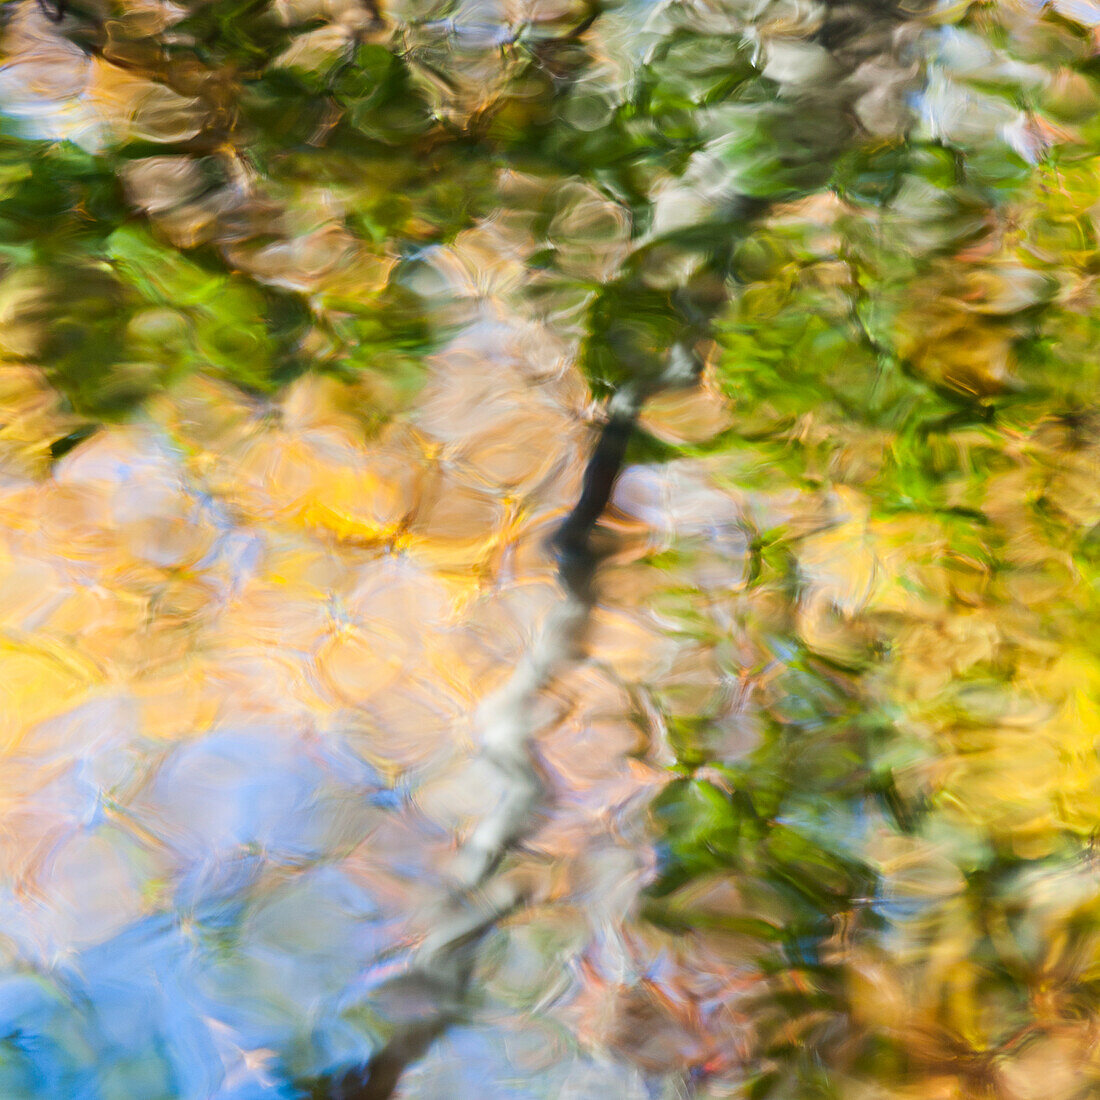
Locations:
634;3;1100;1098
0;0;518;422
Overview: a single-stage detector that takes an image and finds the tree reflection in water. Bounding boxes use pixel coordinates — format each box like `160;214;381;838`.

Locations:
0;0;1099;1098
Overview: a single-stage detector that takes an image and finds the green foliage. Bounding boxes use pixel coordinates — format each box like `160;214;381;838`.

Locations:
109;225;278;387
628;2;1100;1092
0;0;512;420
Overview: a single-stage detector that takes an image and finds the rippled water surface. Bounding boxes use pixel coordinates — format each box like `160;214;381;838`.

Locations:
3;0;1100;1097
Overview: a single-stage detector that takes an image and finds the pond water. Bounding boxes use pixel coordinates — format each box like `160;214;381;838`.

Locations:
1;0;1100;1097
